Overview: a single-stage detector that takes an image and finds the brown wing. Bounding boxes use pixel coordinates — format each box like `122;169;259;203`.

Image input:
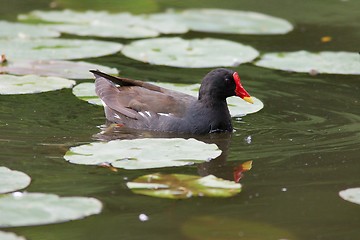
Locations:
92;70;196;120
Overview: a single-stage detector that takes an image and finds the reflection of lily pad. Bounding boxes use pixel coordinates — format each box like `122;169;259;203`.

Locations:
0;231;26;240
0;167;31;194
182;216;297;240
339;188;360;205
255;51;360;75
180;8;293;35
0;75;75;95
64;138;221;170
121;37;259;68
72;82;263;116
0;192;102;227
0;38;123;60
127;173;241;199
0;21;59;39
0;60;118;79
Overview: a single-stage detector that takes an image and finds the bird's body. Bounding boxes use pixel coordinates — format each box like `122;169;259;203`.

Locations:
92;68;253;134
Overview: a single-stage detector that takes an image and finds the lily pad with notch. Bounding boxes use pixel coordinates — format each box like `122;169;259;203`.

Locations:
64;138;221;170
127;173;241;199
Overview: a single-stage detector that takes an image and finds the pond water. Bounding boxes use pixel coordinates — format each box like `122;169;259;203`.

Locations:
1;0;359;239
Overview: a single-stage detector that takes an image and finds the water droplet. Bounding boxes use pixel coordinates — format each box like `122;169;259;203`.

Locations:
245;135;252;144
281;188;287;192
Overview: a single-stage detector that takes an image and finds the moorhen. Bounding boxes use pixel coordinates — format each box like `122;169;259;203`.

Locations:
91;68;253;134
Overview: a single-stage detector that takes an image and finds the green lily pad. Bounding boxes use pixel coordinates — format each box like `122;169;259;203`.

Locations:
121;37;259;68
180;8;293;35
0;60;118;79
0;167;31;194
127;173;241;199
19;10;184;38
255;51;360;75
0;192;102;227
0;38;123;61
0;75;75;95
339;188;360;205
64;138;221;170
0;21;60;39
182;216;297;240
0;231;26;240
72;82;263;116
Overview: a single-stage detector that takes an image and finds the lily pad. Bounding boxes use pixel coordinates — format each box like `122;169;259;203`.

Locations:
0;38;123;61
127;173;241;199
0;75;75;95
19;10;183;38
182;216;297;240
255;51;360;75
121;37;259;68
64;138;221;170
0;192;102;227
179;8;293;35
0;231;26;240
0;167;31;194
339;188;360;205
0;60;118;79
72;82;263;116
0;21;59;39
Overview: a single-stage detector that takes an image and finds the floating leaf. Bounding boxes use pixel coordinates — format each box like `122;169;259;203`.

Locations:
0;60;118;79
182;216;297;240
121;37;259;68
0;38;123;61
19;10;183;38
339;188;360;205
0;167;31;194
179;8;293;35
0;75;75;95
64;138;221;170
0;231;26;240
255;51;360;75
127;173;241;199
0;21;59;39
0;192;102;227
72;82;263;116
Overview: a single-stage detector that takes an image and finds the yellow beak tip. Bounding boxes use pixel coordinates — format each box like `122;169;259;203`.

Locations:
243;97;254;104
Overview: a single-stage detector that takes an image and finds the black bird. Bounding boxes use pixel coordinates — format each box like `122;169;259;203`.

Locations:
91;68;253;134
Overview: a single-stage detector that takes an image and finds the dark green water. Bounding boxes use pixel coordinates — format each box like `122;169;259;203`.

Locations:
1;0;360;239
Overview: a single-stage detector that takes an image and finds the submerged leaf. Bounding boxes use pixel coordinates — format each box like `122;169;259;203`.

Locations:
0;192;102;227
0;60;118;79
339;188;360;205
233;160;253;183
0;74;75;95
64;138;221;170
127;173;241;199
121;37;259;68
72;82;263;116
182;216;297;240
255;51;360;75
0;38;123;61
0;167;31;194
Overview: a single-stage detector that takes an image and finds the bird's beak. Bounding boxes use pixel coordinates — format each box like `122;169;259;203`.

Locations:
233;72;254;104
